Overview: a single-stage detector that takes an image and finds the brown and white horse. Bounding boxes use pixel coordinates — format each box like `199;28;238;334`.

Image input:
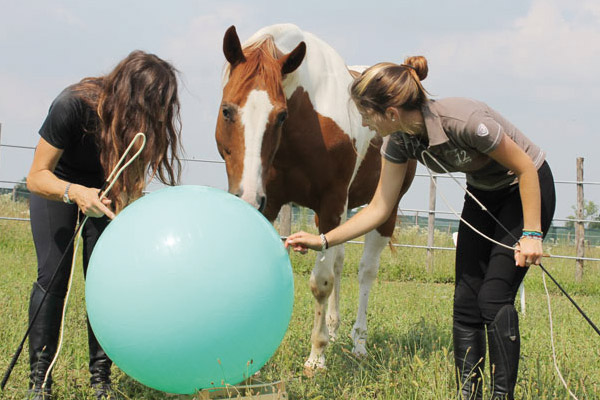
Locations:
215;24;416;371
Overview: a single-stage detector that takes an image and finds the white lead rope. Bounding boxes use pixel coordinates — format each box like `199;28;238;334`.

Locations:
420;149;578;400
43;132;147;390
542;273;578;400
420;151;516;252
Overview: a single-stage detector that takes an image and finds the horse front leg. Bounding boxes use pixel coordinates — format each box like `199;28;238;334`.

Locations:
351;160;414;356
304;248;336;374
352;229;390;356
326;244;344;342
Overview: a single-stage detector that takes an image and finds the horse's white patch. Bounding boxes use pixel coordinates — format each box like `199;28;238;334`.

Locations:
239;89;273;206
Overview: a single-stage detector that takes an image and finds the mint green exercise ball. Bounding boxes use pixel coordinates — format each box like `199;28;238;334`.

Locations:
85;186;294;395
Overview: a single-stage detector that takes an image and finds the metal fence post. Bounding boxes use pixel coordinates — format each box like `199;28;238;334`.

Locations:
575;157;584;282
427;175;437;272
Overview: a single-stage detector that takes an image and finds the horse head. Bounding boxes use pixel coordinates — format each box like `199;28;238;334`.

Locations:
216;25;306;211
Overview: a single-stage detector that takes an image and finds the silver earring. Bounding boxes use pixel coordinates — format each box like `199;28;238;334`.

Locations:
391;118;395;121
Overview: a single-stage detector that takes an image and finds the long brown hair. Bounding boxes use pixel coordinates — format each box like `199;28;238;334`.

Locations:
73;50;182;212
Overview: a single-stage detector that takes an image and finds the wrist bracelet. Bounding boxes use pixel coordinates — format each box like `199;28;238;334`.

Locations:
522;230;542;236
520;235;543;241
320;233;329;251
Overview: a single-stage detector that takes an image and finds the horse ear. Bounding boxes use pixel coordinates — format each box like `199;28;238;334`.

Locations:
223;25;246;67
280;41;306;75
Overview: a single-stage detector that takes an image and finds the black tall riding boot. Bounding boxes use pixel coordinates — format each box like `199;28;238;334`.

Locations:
453;321;486;400
27;282;64;400
487;305;520;400
87;318;118;399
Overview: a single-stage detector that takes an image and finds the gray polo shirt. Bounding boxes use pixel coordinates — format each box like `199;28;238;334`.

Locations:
381;98;545;190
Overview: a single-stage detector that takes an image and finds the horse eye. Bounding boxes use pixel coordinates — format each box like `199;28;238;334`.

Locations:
222;106;234;121
276;111;288;125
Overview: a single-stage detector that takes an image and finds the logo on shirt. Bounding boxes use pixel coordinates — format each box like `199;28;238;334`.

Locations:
477;123;489;137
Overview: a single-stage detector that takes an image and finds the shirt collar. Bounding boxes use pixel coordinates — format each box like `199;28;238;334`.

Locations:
422;100;449;147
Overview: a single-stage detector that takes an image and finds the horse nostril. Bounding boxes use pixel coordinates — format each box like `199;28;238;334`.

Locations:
258;196;266;213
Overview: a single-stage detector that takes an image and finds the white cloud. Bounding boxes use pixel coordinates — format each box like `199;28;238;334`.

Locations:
423;0;600;101
584;0;600;20
164;3;254;71
54;6;86;29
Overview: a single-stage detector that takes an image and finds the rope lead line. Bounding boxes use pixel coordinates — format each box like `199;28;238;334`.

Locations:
43;132;147;389
420;151;515;252
0;133;146;392
420;149;599;400
420;149;599;336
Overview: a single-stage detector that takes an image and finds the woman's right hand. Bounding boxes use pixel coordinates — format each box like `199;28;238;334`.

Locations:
70;184;115;219
284;231;322;253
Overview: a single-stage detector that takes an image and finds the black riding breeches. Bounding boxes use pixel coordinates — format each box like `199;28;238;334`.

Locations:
453;161;556;327
29;194;110;297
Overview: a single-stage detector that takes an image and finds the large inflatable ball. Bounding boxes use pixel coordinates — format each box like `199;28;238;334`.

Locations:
86;186;294;394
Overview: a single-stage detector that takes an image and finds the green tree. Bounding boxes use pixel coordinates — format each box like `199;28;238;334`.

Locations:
565;200;600;229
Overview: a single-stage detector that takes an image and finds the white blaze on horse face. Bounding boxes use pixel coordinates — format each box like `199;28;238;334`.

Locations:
239;89;273;208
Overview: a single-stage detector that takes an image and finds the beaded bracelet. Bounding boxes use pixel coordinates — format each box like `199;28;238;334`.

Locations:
520;235;543;241
522;230;543;238
320;233;329;251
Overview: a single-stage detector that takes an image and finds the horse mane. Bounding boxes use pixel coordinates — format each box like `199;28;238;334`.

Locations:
244;35;279;57
222;35;283;97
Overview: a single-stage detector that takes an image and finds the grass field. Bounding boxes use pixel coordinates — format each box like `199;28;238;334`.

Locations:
1;194;599;399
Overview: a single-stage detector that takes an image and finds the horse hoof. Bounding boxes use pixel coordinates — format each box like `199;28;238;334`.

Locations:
352;345;368;358
303;357;326;377
303;364;326;378
352;337;368;357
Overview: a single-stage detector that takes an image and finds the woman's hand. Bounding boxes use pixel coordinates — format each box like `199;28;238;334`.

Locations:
284;231;322;253
514;237;543;267
70;184;115;219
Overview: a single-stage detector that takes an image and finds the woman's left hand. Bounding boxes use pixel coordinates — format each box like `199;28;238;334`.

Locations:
514;237;543;267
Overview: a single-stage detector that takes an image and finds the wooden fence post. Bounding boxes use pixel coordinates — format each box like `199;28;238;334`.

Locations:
427;175;437;272
279;204;292;238
575;157;584;282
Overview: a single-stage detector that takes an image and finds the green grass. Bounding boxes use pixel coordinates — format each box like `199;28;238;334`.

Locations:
1;195;599;399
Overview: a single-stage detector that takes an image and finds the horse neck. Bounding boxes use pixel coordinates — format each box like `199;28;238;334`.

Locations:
281;32;374;152
245;24;376;156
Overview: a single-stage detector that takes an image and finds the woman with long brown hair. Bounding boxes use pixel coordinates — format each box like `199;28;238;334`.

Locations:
25;50;183;399
286;56;555;400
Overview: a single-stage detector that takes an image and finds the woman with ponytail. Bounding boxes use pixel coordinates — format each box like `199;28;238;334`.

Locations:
286;56;555;400
25;50;183;399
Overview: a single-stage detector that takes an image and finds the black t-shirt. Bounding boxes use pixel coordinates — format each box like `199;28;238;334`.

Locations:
39;87;104;188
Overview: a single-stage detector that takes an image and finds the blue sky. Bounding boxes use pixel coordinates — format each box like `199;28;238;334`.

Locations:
1;0;599;219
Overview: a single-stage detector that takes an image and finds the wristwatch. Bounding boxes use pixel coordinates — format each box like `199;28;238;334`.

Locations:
63;183;73;204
